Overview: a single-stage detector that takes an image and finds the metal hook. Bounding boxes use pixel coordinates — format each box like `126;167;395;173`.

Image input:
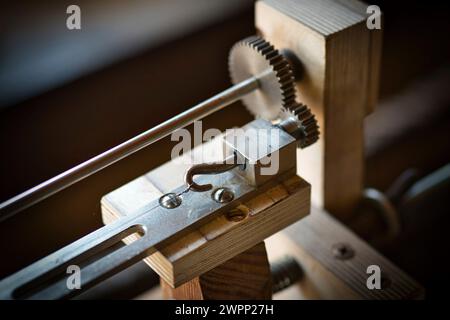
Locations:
184;154;238;192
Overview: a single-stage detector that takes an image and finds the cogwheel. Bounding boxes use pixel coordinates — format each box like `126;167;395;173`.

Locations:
229;36;296;120
278;103;320;149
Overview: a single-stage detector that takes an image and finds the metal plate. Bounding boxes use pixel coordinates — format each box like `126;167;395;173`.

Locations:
0;171;255;299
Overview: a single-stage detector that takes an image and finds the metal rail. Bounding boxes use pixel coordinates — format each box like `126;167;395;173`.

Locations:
0;172;254;299
0;77;259;222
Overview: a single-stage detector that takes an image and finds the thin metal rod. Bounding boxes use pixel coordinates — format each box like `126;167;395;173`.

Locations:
0;77;259;222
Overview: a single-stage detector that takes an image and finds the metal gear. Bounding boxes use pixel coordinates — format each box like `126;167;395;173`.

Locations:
278;103;320;149
229;36;296;120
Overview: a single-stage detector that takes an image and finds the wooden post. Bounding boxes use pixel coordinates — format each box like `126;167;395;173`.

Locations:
160;242;272;300
256;0;382;220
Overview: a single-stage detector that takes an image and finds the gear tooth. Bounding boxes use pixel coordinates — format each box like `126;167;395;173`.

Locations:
285;95;297;101
270;55;285;66
280;102;320;149
229;36;300;120
259;45;273;54
294;103;307;111
281;87;296;96
274;60;290;69
283;98;297;106
279;66;294;75
252;37;267;46
279;74;295;85
247;36;263;45
295;107;311;118
282;88;296;97
279;77;295;89
261;46;276;56
276;67;292;78
295;106;308;114
271;54;287;64
304;117;316;125
268;52;282;61
280;83;295;91
252;41;271;52
276;66;293;77
252;38;270;48
284;90;295;100
297;111;311;120
280;78;294;86
291;105;306;115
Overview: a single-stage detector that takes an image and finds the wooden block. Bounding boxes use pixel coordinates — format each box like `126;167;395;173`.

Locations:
160;242;272;300
256;0;382;219
101;138;310;288
102;174;309;287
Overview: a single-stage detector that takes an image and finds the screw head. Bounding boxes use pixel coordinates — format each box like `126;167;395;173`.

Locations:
226;206;248;222
159;193;182;209
332;243;355;260
212;187;234;204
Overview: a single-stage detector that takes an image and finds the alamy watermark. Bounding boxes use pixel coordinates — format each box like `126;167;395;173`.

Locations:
66;5;81;30
170;121;281;176
367;5;382;30
65;4;380;31
366;264;382;290
66;265;81;290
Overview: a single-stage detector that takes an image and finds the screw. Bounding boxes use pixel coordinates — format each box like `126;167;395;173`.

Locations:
332;243;355;260
226;206;248;222
212;187;234;204
159;193;182;209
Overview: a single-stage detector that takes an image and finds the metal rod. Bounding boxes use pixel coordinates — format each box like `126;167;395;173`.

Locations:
0;77;259;222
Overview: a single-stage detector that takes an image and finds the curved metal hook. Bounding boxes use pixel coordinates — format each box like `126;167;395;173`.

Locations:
184;154;238;192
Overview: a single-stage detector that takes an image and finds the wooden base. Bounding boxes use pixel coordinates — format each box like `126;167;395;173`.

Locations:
160;242;272;300
267;208;424;300
136;207;424;300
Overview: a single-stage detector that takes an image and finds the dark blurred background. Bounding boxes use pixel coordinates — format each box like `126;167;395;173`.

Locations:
0;0;449;299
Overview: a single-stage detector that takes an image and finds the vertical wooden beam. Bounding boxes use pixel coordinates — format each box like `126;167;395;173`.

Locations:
160;242;272;300
256;0;382;220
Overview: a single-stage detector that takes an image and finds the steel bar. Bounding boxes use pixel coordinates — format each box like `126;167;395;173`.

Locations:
0;171;254;299
0;77;259;222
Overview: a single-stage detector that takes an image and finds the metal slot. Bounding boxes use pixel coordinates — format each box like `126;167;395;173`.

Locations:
0;172;255;299
13;224;146;299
